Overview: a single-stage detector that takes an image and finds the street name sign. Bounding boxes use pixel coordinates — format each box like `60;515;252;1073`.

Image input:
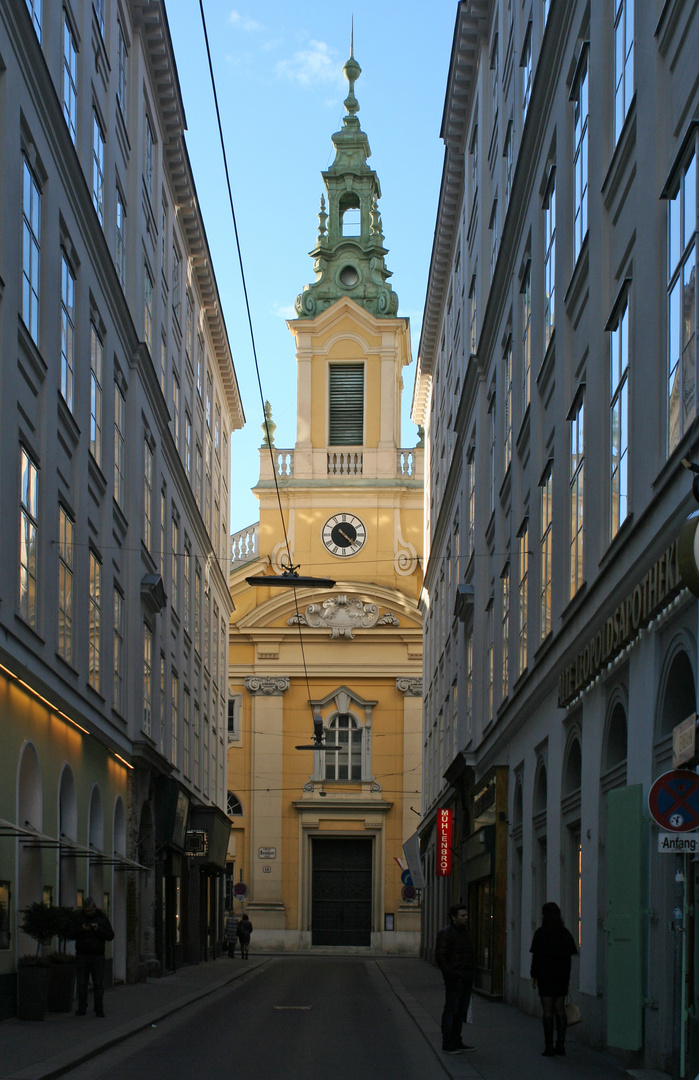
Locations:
673;713;697;768
658;832;699;853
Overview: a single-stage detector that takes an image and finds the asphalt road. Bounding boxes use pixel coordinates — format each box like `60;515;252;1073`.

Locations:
63;957;449;1079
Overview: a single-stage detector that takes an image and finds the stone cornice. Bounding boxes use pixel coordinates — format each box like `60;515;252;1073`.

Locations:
244;676;290;696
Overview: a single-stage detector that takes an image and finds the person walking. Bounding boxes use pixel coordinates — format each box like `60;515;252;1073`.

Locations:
435;904;477;1055
224;911;239;957
530;901;578;1056
237;913;253;959
69;896;114;1017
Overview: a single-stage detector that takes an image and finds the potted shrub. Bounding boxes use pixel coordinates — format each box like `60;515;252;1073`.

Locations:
16;903;58;1020
47;906;77;1012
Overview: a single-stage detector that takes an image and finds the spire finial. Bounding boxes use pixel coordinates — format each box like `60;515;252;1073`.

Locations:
343;22;361;120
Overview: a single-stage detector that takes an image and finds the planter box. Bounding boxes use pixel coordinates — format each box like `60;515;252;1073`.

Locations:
16;966;48;1021
47;962;76;1012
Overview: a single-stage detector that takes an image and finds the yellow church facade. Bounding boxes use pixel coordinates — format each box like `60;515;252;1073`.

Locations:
227;48;423;952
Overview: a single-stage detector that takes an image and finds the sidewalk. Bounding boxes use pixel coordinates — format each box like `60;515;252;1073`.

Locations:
0;954;670;1080
0;956;271;1080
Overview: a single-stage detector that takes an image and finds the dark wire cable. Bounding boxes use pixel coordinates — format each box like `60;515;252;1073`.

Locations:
197;0;314;717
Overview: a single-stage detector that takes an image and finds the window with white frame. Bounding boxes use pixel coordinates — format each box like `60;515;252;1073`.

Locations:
212;600;219;686
183;538;191;635
26;0;41;39
667;147;697;455
155;488;164;580
470;124;478;204
171;514;179;615
88;551;101;691
161;198;167;271
143;438;153;551
610;292;629;537
325;714;362;781
172;369;180;446
521;23;532;123
144;113;154;201
93;0;105;35
569;392;585;597
518;523;529;675
186;291;194;366
144;265;153;352
58;506;73;664
614;0;634;144
92;114;105;225
540;464;553;640
486;600;494;723
159;335;167;395
115;190;126;287
204;592;210;670
159;654;166;754
490;33;499;128
113;587;124;714
197;334;204;397
501;565;510;700
60;253;75;410
63;15;77;142
19;447;38;626
183;687;191;778
172;245;181;326
490;199;499;278
504;338;512;472
465;632;473;743
90;323;103;467
543;171;556;351
185;413;192;478
114;383;125;509
117;21;127;114
143;624;152;735
228;694;241;742
194;702;200;785
195;561;201;654
171;671;179;767
488;391;496;515
522;261;532;413
22;157;41;344
572;45;589;263
504;120;513;208
468;274;477;355
467;445;476;561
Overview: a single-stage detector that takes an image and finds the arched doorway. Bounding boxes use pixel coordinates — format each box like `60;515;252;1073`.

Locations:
112;798;127;983
17;743;42;951
58;764;77;907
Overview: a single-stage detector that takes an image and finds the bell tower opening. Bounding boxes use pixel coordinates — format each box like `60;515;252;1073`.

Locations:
340;194;361;237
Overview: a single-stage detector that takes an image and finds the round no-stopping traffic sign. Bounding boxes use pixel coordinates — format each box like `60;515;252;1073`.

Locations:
649;769;699;832
234;882;249;899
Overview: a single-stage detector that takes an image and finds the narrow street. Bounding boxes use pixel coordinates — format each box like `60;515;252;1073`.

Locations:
61;958;444;1080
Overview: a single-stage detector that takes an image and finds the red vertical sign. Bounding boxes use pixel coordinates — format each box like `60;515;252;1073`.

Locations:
437;808;453;876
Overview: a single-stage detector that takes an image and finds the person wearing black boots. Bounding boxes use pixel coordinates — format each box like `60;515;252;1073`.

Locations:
530;902;577;1056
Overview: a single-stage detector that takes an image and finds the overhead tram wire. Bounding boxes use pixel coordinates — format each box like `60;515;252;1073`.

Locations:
196;0;316;728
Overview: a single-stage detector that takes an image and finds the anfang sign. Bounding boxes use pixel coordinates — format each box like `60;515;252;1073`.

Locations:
437;808;453;877
558;539;681;707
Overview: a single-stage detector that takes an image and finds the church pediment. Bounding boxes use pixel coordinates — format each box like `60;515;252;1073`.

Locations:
234;580;422;631
288;594;400;639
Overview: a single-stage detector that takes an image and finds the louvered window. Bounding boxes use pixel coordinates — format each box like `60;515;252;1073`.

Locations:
329;363;364;445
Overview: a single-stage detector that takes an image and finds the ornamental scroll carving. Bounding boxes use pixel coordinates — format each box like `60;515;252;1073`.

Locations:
396;677;423;697
244;676;290;696
287;595;400;639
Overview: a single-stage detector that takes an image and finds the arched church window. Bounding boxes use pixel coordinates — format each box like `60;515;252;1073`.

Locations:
227;791;243;816
325;714;362;780
340;195;361;237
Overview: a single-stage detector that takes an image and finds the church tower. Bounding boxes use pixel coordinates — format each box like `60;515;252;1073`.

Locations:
228;45;424;952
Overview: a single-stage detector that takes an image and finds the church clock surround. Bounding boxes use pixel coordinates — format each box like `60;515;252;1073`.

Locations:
322;513;366;557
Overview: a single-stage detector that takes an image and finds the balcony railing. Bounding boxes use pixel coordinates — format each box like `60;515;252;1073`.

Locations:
230;521;259;568
275;450;294;477
397;449;418;477
327;450;363;476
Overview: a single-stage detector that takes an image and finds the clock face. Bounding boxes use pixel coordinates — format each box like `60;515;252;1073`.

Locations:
322;513;366;557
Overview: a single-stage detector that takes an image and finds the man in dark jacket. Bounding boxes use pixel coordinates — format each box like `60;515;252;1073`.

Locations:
435;904;477;1054
70;896;114;1017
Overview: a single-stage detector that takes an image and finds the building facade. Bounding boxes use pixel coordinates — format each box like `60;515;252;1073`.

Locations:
228;49;423;953
0;0;243;1015
413;0;699;1072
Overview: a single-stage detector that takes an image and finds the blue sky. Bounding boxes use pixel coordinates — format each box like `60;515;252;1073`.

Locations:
166;1;456;533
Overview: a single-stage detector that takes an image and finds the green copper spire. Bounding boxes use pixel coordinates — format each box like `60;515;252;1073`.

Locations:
294;38;399;320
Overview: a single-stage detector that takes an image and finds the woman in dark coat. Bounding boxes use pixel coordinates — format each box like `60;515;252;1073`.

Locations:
530;902;577;1056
